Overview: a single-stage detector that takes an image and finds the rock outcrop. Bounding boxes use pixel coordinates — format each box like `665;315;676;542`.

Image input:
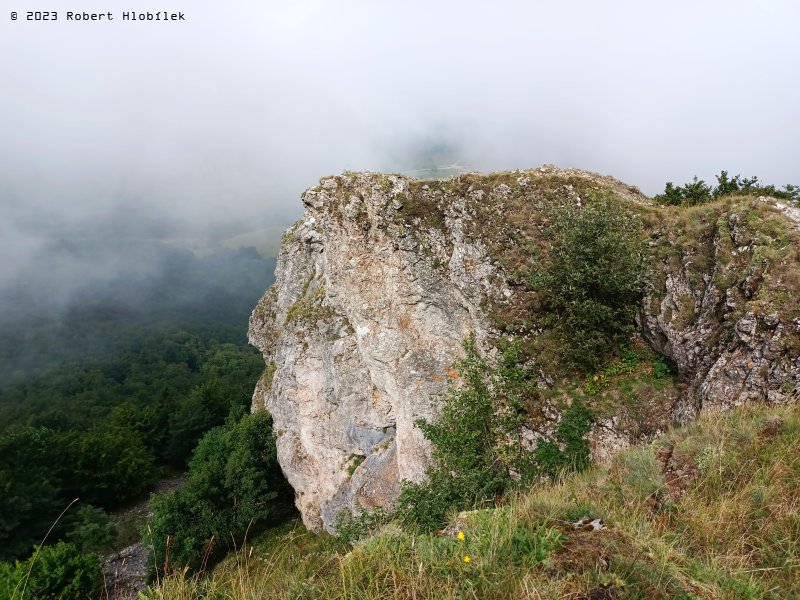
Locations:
641;196;800;420
249;167;800;532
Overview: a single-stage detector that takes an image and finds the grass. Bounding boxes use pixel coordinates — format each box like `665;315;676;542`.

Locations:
232;171;800;598
145;402;800;599
647;195;800;325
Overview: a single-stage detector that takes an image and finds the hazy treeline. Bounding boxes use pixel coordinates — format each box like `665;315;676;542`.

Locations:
0;220;280;573
0;237;276;387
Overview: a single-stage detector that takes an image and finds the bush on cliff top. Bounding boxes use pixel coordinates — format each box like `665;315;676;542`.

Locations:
544;194;647;372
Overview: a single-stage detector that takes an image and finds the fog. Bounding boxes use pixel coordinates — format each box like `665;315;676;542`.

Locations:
1;0;799;300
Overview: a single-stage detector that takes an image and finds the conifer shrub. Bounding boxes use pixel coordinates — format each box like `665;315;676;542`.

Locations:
654;171;799;205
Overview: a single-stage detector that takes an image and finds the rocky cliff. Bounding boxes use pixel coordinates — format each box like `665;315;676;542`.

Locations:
249;166;800;532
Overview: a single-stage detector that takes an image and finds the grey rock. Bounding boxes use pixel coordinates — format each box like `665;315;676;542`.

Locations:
250;170;800;531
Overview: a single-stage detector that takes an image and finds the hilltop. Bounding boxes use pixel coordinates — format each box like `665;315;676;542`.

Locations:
142;166;799;599
248;166;799;532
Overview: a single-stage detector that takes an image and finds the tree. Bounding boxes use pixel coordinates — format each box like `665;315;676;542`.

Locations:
396;339;525;531
147;410;290;571
394;338;595;532
546;194;647;371
58;426;156;508
713;170;740;197
0;428;63;561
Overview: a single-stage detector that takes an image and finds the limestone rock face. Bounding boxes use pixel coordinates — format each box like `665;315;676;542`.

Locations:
249;172;504;531
640;196;800;420
249;169;800;532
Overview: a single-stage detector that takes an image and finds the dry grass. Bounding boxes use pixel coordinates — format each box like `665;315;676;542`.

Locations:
145;184;800;599
146;403;800;599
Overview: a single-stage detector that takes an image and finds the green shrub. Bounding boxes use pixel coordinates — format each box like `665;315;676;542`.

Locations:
651;356;674;379
334;507;390;546
58;426;157;508
532;400;594;479
0;428;63;561
147;410;291;571
396;338;595;531
396;338;514;531
0;542;102;600
655;171;799;205
0;430;120;562
546;194;647;371
61;504;116;553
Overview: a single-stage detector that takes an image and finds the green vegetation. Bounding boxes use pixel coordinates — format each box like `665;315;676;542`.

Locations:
146;410;292;572
396;338;512;531
532;400;593;479
334;507;389;546
285;279;335;326
0;541;102;600
655;170;799;206
0;241;277;579
144;403;800;599
0;335;264;563
396;337;594;532
116;171;800;598
643;194;800;357
345;454;365;477
5;170;799;598
543;194;648;371
0;246;275;388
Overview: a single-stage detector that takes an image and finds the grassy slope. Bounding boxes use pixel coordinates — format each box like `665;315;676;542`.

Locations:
145;402;799;599
144;176;799;598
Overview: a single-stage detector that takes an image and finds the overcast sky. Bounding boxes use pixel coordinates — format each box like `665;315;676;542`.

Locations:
1;0;799;231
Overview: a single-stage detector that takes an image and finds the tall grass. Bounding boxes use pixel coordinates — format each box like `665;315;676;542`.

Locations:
146;403;800;599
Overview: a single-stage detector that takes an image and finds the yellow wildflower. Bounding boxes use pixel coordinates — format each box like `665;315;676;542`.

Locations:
463;555;471;563
457;531;465;541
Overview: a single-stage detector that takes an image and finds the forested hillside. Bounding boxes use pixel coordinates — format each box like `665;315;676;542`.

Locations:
0;233;281;596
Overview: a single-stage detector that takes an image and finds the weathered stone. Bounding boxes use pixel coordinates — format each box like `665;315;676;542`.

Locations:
249;168;800;532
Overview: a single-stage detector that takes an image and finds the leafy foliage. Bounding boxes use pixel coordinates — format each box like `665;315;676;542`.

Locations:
147;410;291;571
545;195;647;371
0;428;63;561
651;356;674;379
0;241;278;564
396;338;594;531
0;542;102;600
531;401;593;478
60;504;116;554
396;339;512;531
58;426;157;507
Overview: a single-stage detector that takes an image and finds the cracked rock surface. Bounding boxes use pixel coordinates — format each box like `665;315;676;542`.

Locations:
249;169;800;532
